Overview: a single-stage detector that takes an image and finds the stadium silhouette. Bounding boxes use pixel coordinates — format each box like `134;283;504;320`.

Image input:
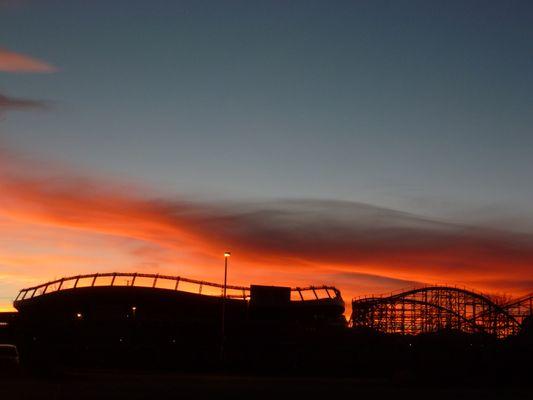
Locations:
1;272;532;382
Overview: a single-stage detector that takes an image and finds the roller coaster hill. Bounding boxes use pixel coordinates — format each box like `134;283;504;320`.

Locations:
1;273;533;379
350;285;533;339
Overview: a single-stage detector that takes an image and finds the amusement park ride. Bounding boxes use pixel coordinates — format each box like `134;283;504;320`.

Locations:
350;286;533;338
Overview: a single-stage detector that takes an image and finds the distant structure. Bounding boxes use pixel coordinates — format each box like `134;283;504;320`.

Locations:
351;286;533;338
13;272;344;321
11;272;345;370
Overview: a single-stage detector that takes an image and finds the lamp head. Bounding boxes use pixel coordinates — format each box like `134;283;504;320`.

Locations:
224;252;231;258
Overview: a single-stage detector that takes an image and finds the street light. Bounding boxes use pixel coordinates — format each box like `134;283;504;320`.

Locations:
221;251;231;362
223;251;231;298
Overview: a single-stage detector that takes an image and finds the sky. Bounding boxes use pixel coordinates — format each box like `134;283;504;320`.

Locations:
1;0;533;312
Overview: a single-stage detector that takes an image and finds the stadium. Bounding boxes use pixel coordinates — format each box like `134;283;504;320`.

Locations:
8;272;345;372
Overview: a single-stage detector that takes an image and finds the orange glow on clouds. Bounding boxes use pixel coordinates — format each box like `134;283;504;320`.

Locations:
0;148;532;312
0;48;57;73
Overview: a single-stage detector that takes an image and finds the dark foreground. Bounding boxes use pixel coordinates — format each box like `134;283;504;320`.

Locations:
3;283;533;399
0;370;531;400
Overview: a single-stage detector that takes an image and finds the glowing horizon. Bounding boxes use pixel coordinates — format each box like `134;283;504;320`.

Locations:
1;147;532;314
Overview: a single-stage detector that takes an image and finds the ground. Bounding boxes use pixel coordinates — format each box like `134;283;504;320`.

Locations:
0;371;530;400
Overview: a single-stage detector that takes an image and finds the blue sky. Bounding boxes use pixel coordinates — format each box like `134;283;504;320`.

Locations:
2;1;532;215
1;1;533;308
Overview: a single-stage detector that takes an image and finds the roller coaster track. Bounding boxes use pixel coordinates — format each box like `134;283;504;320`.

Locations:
351;286;530;338
502;293;533;324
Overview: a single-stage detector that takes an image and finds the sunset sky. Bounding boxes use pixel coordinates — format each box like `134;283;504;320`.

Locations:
1;1;533;312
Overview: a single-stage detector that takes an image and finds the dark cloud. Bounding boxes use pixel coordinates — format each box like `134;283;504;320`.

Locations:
330;271;423;289
0;92;48;115
175;199;533;279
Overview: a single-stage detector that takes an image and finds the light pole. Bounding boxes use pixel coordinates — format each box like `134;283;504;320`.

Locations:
221;251;231;362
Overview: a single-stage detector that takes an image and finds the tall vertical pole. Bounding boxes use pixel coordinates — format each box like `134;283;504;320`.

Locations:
222;255;228;337
221;252;230;362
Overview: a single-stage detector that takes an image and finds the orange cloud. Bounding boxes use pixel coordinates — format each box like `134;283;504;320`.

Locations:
0;48;57;73
0;149;532;312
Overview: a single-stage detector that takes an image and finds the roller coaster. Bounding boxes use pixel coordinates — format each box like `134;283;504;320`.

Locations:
351;286;533;338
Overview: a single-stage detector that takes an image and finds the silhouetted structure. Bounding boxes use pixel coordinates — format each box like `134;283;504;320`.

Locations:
4;275;533;380
351;286;532;338
11;272;345;372
501;293;533;327
0;312;17;344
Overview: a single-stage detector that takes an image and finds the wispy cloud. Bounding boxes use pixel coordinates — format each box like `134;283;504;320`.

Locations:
0;92;48;115
0;48;57;73
0;47;55;119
